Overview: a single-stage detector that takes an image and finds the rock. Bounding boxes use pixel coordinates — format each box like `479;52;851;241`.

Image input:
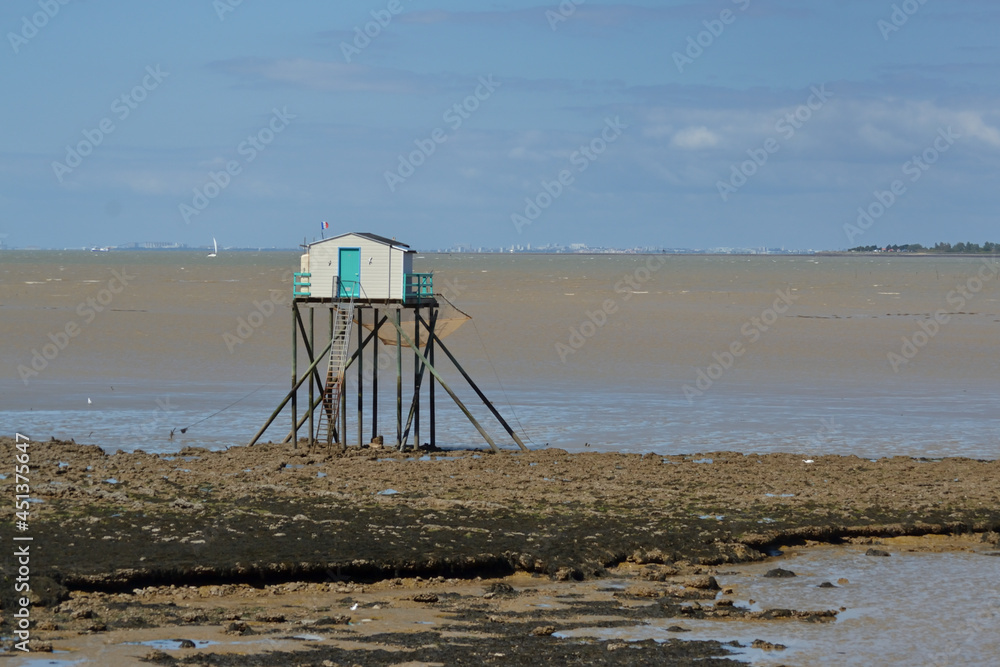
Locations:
181;612;208;623
140;650;173;664
32;643;53;652
639;564;679;581
763;568;796;578
554;567;583;581
412;593;439;603
178;639;196;648
71;608;94;620
630;547;669;564
818;582;837;588
607;641;628;651
485;582;516;596
666;625;690;632
86;622;107;633
224;621;253;635
255;613;286;623
683;575;721;590
531;625;556;636
29;576;69;607
837;578;850;585
625;586;663;598
865;548;891;557
751;639;787;651
35;621;58;631
314;614;351;625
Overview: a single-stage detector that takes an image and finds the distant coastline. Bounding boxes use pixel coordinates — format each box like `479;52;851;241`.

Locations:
3;246;998;257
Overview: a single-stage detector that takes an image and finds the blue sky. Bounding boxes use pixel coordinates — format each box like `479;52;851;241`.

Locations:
2;0;999;250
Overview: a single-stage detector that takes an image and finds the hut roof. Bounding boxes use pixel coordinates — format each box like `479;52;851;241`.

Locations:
309;232;410;249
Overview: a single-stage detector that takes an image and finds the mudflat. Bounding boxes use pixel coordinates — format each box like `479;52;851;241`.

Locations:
2;437;999;665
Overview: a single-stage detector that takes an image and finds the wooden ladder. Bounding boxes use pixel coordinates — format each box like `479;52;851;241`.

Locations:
316;295;356;448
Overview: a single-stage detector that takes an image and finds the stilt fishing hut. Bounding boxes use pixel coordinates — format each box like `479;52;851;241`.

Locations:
249;232;526;452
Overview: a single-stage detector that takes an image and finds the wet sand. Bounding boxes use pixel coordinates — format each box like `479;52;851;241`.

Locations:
2;437;998;664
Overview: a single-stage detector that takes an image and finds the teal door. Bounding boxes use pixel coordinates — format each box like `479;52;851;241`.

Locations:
338;248;361;297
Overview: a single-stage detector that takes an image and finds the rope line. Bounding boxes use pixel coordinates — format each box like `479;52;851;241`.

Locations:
178;376;282;434
468;317;536;446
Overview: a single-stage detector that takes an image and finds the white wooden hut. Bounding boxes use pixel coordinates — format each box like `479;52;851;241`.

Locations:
297;232;430;302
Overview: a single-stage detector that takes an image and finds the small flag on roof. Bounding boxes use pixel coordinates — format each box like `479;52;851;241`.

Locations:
321;221;330;230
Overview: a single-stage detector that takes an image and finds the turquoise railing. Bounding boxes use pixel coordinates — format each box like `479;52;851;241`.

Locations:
293;272;311;297
403;273;433;302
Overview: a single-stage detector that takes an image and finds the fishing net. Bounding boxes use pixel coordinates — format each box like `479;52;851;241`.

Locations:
356;296;470;348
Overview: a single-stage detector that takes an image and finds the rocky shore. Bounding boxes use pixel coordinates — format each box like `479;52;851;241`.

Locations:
1;437;998;665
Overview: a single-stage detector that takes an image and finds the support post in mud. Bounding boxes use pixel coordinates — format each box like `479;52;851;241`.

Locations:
357;307;363;448
414;308;421;448
308;307;315;447
291;302;298;450
372;308;379;442
395;308;402;448
340;305;348;450
428;307;437;448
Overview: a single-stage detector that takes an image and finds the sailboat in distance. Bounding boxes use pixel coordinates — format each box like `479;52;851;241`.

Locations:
207;237;218;258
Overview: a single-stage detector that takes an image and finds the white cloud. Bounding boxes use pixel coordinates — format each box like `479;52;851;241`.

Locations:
953;111;1000;148
670;126;721;150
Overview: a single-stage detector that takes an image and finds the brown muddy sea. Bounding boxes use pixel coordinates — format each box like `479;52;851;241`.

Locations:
2;251;998;459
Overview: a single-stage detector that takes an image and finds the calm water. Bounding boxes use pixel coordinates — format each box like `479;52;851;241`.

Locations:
1;251;999;458
558;543;1000;666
